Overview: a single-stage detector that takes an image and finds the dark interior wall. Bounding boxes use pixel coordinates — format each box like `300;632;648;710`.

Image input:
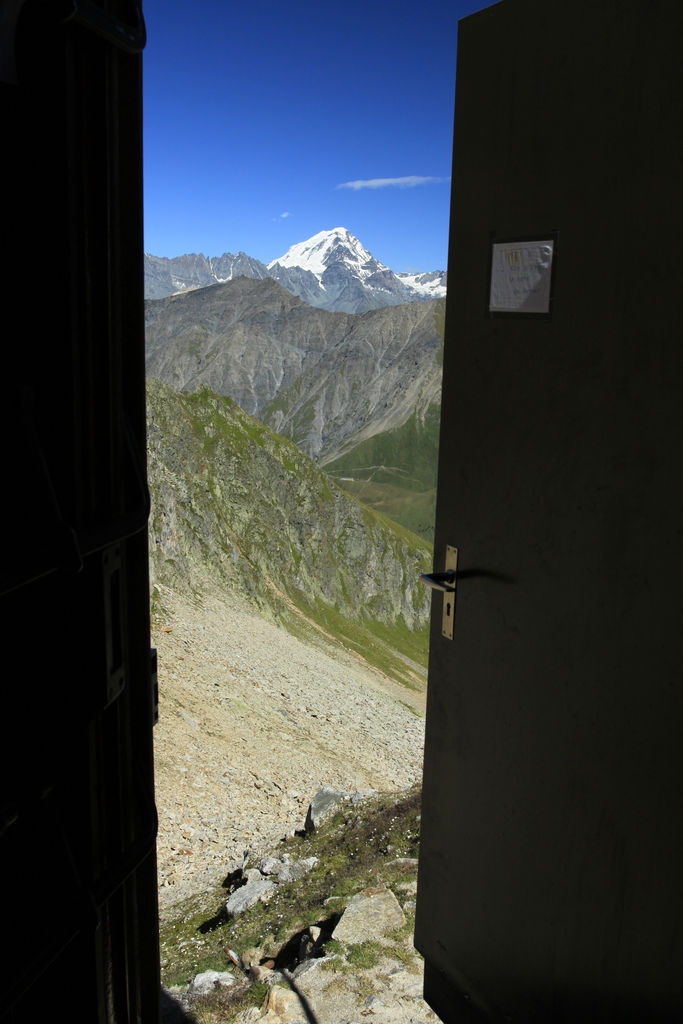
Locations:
1;4;160;1020
416;2;683;1021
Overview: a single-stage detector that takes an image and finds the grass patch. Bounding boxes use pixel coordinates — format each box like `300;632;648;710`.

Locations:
333;479;437;544
188;978;269;1023
345;940;383;969
323;403;442;542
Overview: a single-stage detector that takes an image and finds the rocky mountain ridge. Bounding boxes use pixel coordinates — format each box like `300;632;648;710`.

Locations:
146;377;431;687
145;227;446;313
145;250;270;300
145;277;443;467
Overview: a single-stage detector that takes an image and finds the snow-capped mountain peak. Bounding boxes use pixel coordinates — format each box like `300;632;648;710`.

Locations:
264;227;411;312
268;227;386;278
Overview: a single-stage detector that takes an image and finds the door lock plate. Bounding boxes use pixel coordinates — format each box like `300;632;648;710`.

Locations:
441;545;458;639
420;545;458;640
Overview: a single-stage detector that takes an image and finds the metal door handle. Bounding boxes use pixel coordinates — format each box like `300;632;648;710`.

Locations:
420;570;456;592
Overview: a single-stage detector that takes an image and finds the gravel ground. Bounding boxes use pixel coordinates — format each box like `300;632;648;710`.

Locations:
152;584;426;923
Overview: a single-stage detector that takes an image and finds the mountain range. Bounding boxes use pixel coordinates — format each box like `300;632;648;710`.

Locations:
144;227;447;314
145;276;444;540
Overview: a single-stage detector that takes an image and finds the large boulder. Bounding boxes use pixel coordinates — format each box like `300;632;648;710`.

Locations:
304;786;378;832
333;887;406;944
304;786;352;832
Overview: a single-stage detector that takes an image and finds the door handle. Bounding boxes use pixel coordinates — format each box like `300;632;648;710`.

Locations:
419;569;456;592
420;545;458;639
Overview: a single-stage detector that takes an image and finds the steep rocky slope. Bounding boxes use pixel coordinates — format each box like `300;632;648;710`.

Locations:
263;298;443;465
145;277;443;465
152;588;426;922
145;279;350;440
146;377;432;686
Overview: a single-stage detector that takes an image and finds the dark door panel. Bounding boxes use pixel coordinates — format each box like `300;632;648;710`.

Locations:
415;3;683;1021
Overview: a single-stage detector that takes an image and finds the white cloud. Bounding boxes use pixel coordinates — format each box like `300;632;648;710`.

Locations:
336;175;449;191
280;211;291;218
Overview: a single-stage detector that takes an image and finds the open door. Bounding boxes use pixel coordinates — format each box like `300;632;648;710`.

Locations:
415;2;683;1021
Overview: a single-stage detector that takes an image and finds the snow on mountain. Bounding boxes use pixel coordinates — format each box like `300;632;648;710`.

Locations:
269;227;446;299
266;227;446;313
144;227;446;311
268;227;385;280
397;270;447;299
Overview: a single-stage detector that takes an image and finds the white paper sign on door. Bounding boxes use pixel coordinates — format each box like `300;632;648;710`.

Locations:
489;239;555;314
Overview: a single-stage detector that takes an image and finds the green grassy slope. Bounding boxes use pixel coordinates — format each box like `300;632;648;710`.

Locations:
323;404;441;543
146;378;432;688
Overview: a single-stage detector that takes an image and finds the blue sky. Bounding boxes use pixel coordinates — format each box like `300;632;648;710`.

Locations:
142;0;493;272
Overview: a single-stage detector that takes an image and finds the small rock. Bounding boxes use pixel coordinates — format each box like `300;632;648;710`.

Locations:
264;985;302;1017
350;790;377;804
231;1009;262;1024
248;962;274;982
291;954;338;979
259;856;283;875
178;709;199;731
226;879;277;916
187;970;236;995
277;856;318;882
